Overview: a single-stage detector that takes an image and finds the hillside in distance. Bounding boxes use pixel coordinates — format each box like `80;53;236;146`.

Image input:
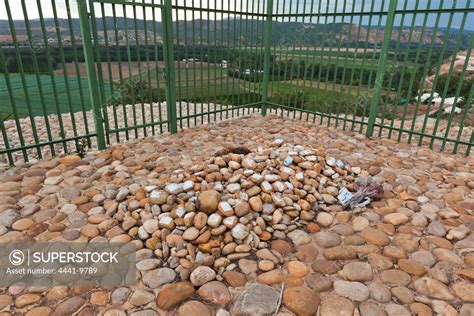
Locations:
0;17;471;48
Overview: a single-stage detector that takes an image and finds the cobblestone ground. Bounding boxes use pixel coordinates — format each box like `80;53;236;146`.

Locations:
0;115;473;315
1;102;472;165
0;103;259;165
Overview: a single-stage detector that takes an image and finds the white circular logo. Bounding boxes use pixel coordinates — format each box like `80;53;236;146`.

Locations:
9;250;25;266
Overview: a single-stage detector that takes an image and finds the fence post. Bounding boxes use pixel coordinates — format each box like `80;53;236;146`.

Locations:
77;0;106;149
366;0;397;137
161;0;178;134
261;0;274;116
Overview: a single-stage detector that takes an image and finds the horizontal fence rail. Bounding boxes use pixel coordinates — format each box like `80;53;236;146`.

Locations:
0;0;473;166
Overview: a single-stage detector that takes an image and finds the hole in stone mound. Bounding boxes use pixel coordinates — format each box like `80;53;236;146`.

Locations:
214;146;251;156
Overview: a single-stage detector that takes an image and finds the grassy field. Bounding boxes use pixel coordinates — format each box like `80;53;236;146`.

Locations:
54;61;254;102
270;47;411;71
147;62;257;102
0;62;257;121
1;57;381;121
260;80;372;116
0;74;113;120
0;67;365;121
277;55;381;70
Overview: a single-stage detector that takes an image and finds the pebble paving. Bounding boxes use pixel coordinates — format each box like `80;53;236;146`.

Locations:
0;114;473;316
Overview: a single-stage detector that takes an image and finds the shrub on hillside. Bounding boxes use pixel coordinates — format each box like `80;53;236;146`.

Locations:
108;76;166;106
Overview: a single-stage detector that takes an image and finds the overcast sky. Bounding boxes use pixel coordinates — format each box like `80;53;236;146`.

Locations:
1;0;473;30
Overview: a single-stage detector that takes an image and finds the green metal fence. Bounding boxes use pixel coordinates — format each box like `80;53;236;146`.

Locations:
1;0;473;165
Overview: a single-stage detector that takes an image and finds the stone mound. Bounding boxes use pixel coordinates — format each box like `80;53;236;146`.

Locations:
129;139;359;290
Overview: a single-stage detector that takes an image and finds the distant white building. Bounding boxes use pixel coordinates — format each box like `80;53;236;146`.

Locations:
241;69;263;75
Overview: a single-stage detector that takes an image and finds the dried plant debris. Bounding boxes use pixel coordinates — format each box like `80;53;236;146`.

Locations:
341;177;384;209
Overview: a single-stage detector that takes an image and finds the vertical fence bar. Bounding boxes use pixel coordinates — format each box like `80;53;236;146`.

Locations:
77;0;106;149
52;0;80;152
151;0;164;134
453;84;474;155
441;43;472;152
36;1;69;152
261;0;274;116
173;4;183;128
20;0;56;156
100;2;120;143
365;0;397;137
122;3;138;139
205;10;211;120
4;0;42;160
0;48;22;164
358;0;385;133
89;2;111;144
66;0;93;147
110;4;127;139
161;0;178;133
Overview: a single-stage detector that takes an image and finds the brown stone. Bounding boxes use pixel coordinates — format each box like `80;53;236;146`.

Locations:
307;223;320;233
234;201;251;217
283;286;321;316
360;227;391;246
90;291;109;306
320;296;354;316
323;246;357;260
46;286;69;301
249;196;263;212
382;245;406;260
12;218;34;231
426;236;453;249
78;306;96;316
27;223;49;237
257;269;285;285
14;294;42;308
223;271;247;287
410;302;433;316
288;261;310;277
296;244;319;262
453;282;474;302
155;282;195;310
80;225;100;238
398;259;427;276
59;155;81;165
25;307;53;316
305;273;333;292
198;281;231;305
380;269;412;285
285;275;305;287
0;295;12;310
198;190;220;214
368;253;393;270
259;231;272;241
272;240;293;255
311;260;342;274
52;296;85;316
179;301;212;316
456;269;474;282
